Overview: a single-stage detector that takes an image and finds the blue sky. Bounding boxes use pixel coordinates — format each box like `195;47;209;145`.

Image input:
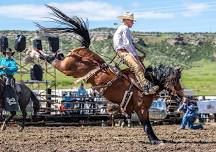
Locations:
0;0;216;32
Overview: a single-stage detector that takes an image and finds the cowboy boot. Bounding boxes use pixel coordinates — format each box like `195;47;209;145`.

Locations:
143;79;159;95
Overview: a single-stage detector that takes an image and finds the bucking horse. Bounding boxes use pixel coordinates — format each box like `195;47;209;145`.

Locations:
35;5;184;144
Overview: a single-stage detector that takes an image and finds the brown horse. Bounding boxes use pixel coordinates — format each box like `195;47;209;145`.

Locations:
36;5;184;144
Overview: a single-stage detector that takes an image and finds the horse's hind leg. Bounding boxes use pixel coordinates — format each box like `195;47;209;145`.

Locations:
1;111;16;131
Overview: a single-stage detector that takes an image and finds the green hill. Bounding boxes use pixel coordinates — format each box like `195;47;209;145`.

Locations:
1;29;216;95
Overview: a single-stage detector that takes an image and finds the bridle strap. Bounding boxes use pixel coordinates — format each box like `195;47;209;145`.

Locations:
165;79;184;97
92;73;121;96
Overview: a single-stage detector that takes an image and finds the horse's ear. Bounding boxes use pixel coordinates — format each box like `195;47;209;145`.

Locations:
174;66;182;79
175;66;182;72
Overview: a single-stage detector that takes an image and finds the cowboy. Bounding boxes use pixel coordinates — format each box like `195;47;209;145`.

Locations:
113;12;159;95
0;48;19;112
0;48;18;88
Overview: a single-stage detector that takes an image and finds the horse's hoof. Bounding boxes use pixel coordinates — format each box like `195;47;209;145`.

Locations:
1;123;6;131
18;127;24;132
151;140;163;145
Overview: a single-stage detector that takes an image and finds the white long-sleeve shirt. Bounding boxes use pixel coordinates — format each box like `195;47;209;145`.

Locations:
113;24;138;57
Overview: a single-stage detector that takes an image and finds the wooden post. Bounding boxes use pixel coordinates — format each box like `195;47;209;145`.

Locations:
46;88;52;114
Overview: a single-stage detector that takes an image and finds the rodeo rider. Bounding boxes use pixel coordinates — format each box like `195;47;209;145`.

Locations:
0;48;18;88
113;12;159;95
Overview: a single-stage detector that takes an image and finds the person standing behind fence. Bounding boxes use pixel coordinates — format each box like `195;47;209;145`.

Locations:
89;88;98;114
77;83;87;96
77;83;88;114
178;97;203;129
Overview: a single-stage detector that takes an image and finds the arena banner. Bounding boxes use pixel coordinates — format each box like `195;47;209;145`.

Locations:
197;100;216;113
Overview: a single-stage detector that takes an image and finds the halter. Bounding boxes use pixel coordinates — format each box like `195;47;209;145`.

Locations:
164;76;184;97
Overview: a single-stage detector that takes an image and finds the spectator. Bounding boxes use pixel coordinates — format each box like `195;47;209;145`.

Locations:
89;88;98;114
77;83;87;96
77;83;88;114
62;92;73;114
89;87;97;98
178;97;203;129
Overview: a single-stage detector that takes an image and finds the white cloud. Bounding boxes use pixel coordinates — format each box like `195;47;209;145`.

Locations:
0;4;48;20
0;1;176;22
49;1;122;21
136;11;174;19
183;2;209;17
0;1;122;21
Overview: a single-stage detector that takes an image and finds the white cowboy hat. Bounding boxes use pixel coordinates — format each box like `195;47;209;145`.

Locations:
117;12;135;21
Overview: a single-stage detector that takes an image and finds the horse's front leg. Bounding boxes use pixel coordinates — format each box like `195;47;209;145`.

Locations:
136;107;162;144
0;107;3;121
32;110;38;122
19;108;27;132
143;119;162;144
1;111;16;131
0;99;4;121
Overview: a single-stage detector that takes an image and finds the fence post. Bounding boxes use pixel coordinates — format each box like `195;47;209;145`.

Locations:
46;88;52;114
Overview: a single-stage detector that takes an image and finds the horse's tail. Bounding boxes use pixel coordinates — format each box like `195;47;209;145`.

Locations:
35;5;91;48
30;90;40;114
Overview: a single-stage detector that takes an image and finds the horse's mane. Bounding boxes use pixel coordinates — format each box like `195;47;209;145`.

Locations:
36;5;90;48
145;65;176;86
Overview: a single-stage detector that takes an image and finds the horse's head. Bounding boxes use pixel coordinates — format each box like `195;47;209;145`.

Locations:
146;65;184;97
164;67;184;97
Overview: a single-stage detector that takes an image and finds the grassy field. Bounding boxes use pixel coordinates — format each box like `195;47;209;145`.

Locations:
182;59;216;95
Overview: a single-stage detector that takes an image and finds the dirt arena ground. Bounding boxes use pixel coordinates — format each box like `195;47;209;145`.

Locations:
0;124;216;152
